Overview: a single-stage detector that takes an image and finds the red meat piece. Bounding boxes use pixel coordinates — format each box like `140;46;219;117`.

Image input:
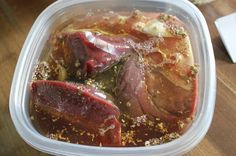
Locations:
116;56;153;117
52;31;132;78
117;55;197;123
31;80;121;146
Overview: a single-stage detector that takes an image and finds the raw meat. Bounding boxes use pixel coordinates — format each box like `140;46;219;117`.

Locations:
31;80;121;146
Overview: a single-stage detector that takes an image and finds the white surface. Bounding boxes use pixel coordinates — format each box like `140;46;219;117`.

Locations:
215;12;236;63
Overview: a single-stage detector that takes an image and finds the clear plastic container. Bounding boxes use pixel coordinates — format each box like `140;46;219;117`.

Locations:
9;0;216;155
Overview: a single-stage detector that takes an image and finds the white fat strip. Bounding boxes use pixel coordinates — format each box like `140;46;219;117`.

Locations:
84;31;129;56
94;91;107;99
98;124;115;136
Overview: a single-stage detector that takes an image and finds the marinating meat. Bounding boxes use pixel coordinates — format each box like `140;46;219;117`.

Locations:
30;10;197;147
31;80;121;146
50;31;132;79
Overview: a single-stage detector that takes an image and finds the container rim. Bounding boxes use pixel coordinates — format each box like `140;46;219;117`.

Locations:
9;0;216;155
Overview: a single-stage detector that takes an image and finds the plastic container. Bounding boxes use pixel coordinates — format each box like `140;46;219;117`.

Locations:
9;0;216;155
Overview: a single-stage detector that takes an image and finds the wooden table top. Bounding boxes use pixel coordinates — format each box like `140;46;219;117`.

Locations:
0;0;235;155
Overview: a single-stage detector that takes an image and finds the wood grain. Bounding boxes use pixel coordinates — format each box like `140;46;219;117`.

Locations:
0;0;235;155
0;1;55;155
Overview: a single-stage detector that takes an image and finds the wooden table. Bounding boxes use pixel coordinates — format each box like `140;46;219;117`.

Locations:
0;0;235;155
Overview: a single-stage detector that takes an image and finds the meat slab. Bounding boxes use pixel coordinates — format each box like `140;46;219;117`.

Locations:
51;31;132;78
31;80;121;146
